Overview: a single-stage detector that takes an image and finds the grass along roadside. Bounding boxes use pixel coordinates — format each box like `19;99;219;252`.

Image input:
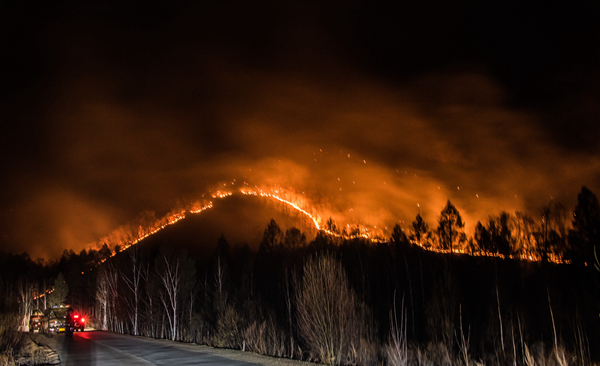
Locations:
0;312;25;366
0;311;58;366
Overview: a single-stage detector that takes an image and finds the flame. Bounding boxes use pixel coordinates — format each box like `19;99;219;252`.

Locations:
127;210;186;248
408;239;570;264
240;187;383;243
90;185;568;265
240;188;321;231
211;191;233;199
32;287;54;301
94;209;188;260
190;201;213;214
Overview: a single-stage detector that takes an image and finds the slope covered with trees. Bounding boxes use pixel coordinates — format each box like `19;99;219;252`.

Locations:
3;186;600;365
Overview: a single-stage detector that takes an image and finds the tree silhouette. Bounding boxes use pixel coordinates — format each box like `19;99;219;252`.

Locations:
437;200;465;254
513;212;536;258
474;221;490;253
258;219;282;254
495;212;512;257
255;220;284;309
391;224;409;246
296;254;374;365
410;214;429;247
215;234;230;261
568;187;600;264
96;243;112;262
122;245;145;336
326;217;339;234
156;246;182;341
48;272;68;307
548;201;569;259
284;227;306;250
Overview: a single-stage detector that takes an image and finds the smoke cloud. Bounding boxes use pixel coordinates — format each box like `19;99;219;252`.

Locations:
2;1;599;259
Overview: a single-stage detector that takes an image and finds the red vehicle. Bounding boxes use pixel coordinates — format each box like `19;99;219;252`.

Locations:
69;311;86;332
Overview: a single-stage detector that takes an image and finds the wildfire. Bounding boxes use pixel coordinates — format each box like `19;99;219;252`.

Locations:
409;240;570;264
240;187;383;243
240;188;321;231
190;201;213;214
128;210;186;246
211;191;233;199
91;185;569;265
32;288;53;301
94;209;187;259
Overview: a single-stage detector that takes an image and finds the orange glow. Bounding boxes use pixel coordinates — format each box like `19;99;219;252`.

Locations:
90;185;569;265
240;187;383;243
189;201;213;214
32;287;54;301
408;239;570;264
211;191;233;199
94;209;187;259
240;188;321;232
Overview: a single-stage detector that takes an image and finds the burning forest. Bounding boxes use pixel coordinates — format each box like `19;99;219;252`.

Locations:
2;185;600;365
2;0;600;365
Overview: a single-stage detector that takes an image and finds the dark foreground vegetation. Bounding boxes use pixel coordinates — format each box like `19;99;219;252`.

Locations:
2;186;600;365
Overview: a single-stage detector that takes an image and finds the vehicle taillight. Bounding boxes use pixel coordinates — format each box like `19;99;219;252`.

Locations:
74;315;79;319
81;318;85;322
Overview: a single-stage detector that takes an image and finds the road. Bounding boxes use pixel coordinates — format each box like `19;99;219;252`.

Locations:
31;331;305;366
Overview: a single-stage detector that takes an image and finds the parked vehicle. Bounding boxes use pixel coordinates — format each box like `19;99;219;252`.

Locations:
29;310;44;333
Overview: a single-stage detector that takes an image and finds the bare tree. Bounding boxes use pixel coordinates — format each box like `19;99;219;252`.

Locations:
178;254;196;342
386;292;407;366
96;266;109;330
296;254;375;365
102;260;122;332
284;268;297;358
123;245;145;336
157;248;181;341
17;279;33;331
141;262;157;338
42;279;47;311
214;255;227;308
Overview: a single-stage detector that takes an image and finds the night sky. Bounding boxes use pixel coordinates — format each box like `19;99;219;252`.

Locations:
2;1;600;260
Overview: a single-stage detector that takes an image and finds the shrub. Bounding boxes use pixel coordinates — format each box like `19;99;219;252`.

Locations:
213;305;241;349
0;312;24;354
242;313;287;358
386;296;407;366
0;311;25;366
295;254;377;365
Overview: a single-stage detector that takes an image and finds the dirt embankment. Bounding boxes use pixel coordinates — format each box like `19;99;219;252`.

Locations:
1;333;59;366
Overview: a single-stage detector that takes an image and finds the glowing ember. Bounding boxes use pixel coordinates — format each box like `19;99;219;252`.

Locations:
211;191;233;199
189;201;213;214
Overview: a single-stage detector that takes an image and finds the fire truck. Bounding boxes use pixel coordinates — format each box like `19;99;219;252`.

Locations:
42;305;85;336
29;310;44;333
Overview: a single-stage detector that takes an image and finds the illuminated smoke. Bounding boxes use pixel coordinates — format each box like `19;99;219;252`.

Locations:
90;185;567;264
2;3;599;260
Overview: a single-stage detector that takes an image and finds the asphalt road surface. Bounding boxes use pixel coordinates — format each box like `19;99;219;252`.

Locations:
32;331;303;366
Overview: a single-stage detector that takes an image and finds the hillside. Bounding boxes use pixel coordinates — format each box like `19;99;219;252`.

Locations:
135;193;318;258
